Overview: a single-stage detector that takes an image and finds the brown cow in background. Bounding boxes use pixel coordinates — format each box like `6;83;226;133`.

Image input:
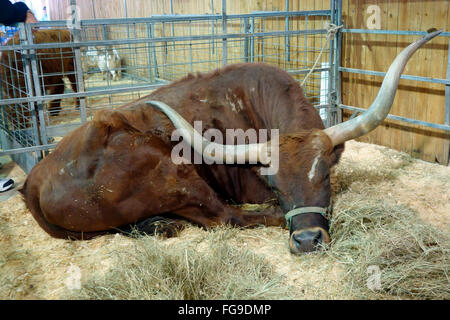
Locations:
0;29;78;116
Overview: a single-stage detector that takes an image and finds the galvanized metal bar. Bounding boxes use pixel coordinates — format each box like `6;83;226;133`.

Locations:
244;17;249;62
445;39;450;126
248;10;331;18
0;28;329;51
91;0;96;19
287;66;332;75
189;21;193;72
102;24;108;41
0;83;166;106
339;67;450;85
285;0;290;62
335;0;343;125
24;24;49;146
16;24;41;150
169;0;176;76
145;23;154;82
339;104;450;132
210;0;215;55
70;0;88;124
326;0;336;128
342;29;450;37
0;142;58;156
222;0;227;65
149;23;159;79
261;18;265;62
304;15;308;69
22;10;332;27
250;16;255;62
123;0;135;89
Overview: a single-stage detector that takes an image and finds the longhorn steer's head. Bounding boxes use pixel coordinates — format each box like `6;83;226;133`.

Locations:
147;30;441;254
267;130;342;254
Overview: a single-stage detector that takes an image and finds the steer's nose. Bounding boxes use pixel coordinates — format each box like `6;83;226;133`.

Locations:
290;229;323;254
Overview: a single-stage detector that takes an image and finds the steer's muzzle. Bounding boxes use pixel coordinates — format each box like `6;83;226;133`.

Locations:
286;210;331;254
289;227;330;254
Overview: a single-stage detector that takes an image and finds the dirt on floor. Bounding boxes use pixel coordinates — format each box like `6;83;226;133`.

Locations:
0;140;448;299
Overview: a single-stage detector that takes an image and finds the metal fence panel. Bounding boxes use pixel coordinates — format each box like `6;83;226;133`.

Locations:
0;8;336;172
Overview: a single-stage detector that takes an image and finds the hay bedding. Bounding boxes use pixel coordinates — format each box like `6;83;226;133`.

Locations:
0;141;448;299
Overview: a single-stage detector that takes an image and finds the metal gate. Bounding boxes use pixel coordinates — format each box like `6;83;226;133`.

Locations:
0;0;341;173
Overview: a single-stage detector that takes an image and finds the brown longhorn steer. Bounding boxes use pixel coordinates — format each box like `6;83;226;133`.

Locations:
20;31;441;254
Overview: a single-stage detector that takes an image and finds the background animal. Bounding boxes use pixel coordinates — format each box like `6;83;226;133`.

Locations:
97;47;121;81
0;29;78;116
82;46;99;74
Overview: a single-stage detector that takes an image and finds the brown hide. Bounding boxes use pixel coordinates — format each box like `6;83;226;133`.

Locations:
1;29;78;117
21;63;342;239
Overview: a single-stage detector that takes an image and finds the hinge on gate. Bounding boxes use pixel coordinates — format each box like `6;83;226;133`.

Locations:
21;53;36;61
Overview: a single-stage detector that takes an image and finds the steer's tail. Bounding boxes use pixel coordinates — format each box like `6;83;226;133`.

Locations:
20;180;111;240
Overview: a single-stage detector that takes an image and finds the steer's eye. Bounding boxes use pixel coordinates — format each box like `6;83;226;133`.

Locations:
315;159;330;183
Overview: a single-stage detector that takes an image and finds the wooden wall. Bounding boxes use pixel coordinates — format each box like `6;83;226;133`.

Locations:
47;0;450;165
342;0;449;165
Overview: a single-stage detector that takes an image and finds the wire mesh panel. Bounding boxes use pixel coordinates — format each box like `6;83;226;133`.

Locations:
0;4;338;172
0;25;41;171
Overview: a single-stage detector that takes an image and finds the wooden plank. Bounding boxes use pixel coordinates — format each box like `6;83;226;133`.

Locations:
411;0;433;161
353;0;370;143
380;0;399;151
429;0;449;165
341;0;357;133
395;0;415;156
362;1;378;145
440;2;450;165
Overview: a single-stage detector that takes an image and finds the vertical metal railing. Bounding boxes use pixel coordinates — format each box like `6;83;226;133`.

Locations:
334;0;343;125
24;24;48;147
69;0;88;124
221;0;227;66
445;39;450;127
285;0;290;62
17;24;40;151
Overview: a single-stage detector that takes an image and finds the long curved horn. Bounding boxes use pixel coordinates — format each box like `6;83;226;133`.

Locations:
324;30;442;147
146;101;271;164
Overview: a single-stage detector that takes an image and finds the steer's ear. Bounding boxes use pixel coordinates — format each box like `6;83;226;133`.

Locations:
329;143;345;167
94;109;143;134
